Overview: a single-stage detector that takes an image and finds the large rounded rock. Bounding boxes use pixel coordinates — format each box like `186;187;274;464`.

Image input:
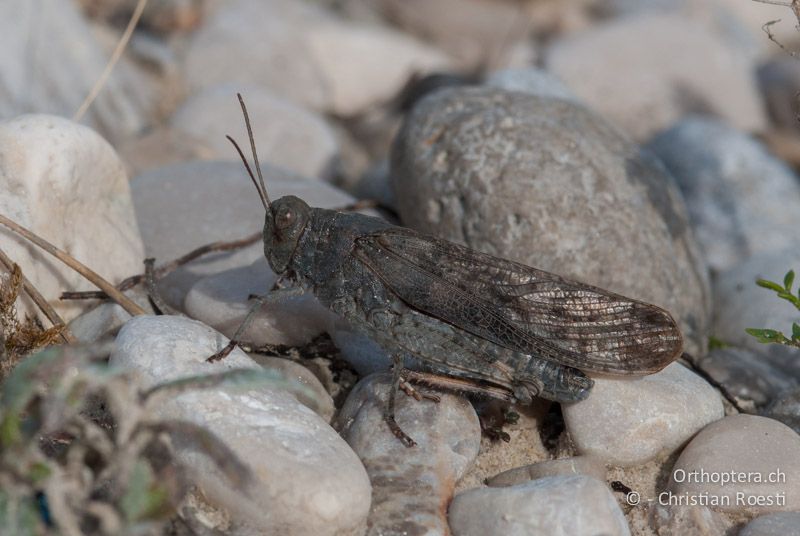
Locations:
449;476;630;536
545;13;766;141
562;363;723;466
669;414;800;515
390;87;710;354
0;115;145;322
647;118;800;272
171;85;339;180
111;315;371;536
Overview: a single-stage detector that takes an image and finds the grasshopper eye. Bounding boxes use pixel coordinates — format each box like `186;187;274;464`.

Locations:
276;208;294;230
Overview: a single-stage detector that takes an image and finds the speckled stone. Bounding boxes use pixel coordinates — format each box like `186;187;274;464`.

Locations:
336;373;481;536
486;456;607;487
391;87;710;355
740;512;800;536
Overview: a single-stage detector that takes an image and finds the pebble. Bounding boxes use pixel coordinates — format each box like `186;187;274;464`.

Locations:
484;68;578;102
185;0;448;115
486;456;607;488
184;257;335;347
758;57;800;134
545;13;766;141
110;315;371;536
649;504;736;536
390;87;710;354
1;0;156;142
0;114;145;322
68;287;154;343
248;354;335;423
740;512;800;536
647;117;800;272
336;373;481;536
697;347;797;408
171;85;339;180
763;388;800;436
711;248;800;376
343;0;532;69
448;476;630;536
562;363;723;467
669;414;800;514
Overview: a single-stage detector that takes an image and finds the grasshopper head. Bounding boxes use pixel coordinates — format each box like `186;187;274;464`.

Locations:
263;195;310;274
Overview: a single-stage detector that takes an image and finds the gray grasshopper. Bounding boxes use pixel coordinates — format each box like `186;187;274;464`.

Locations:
216;95;684;447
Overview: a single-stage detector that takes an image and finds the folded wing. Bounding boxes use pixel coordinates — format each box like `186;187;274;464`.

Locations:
353;229;682;374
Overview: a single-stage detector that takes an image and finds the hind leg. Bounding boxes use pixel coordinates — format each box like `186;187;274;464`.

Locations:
515;357;594;404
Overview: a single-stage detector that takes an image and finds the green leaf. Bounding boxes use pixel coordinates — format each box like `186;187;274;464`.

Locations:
784;270;796;292
708;336;730;351
120;460;169;523
0;414;22;448
792;323;800;343
27;463;51;485
757;279;785;293
745;328;789;344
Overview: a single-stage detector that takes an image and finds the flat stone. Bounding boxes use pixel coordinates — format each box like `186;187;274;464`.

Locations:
486;456;607;487
563;363;723;467
740;512;800;536
184;257;335;347
647;117;800;272
68;287;154;343
336;373;481;536
391;87;710;354
545;13;766;141
669;414;800;514
0;115;145;322
130;160;370;310
110;315;371;536
171;85;339;180
449;476;630;536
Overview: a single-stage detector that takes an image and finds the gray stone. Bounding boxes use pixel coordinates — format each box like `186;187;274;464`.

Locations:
563;363;723;467
130;160;370;310
758;57;800;134
485;68;578;102
697;347;798;408
0;0;157;142
185;0;448;115
390;87;710;354
712;249;800;376
486;456;607;488
764;387;800;436
0;115;145;322
336;373;481;536
740;512;800;536
248;354;336;422
647;117;800;272
545;13;766;141
669;414;800;514
184;257;335;347
111;315;371;536
449;476;630;536
649;504;736;536
68;287;154;343
171;85;339;180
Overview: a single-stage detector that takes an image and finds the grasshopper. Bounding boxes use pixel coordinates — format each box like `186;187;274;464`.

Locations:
215;95;683;447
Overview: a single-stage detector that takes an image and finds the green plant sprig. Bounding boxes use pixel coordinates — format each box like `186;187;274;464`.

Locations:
745;269;800;349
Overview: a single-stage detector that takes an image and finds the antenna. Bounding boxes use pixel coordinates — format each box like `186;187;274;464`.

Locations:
226;93;272;212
